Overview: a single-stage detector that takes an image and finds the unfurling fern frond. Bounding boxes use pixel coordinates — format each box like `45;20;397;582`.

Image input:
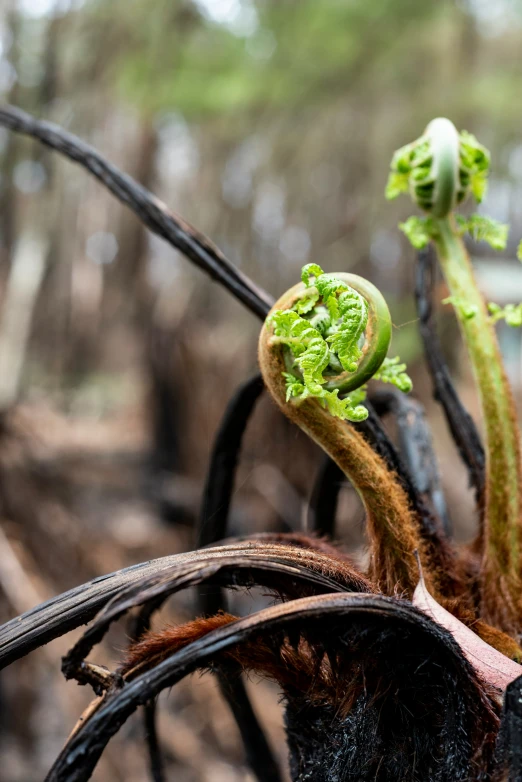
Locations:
294;291;320;315
385;118;490;219
266;264;411;422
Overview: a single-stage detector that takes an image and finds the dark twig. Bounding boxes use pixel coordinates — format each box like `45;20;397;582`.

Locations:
0;110;275;780
370;389;451;536
0;556;184;670
197;375;264;558
216;669;283;782
0;105;273;320
308;457;345;537
60;546;364;682
128;600;168;782
143;698;165;782
415;247;485;511
0;541;366;671
196;373;281;782
357;402;444;542
49;544;368;782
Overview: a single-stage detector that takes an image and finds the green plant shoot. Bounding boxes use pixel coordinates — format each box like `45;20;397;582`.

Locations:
387;117;522;629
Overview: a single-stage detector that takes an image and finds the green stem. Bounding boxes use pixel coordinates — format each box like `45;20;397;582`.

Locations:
433;216;522;611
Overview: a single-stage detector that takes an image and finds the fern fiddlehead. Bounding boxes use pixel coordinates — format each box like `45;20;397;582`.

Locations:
259;264;432;596
387;118;522;631
267;263;410;423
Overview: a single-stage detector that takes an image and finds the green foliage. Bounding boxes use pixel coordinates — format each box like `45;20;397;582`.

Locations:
326;289;368;373
385;171;410;200
517;241;522;262
465;215;508;251
443;296;478;321
294;292;319;315
301;264;324;287
399;213;507;253
300;264;369;373
282;372;306;401
373;357;413;393
268;263;411;422
399;216;434;249
488;302;522;328
270;309;329;393
459;131;490;203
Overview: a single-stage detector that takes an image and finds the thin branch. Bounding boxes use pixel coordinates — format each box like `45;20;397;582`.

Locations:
143;699;165;782
195;374;282;781
128;600;168;782
197;375;264;557
0;104;273;320
0;541;367;671
415;247;485;511
308;456;345;537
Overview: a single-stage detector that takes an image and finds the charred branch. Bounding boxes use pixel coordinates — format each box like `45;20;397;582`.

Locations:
415;247;485;512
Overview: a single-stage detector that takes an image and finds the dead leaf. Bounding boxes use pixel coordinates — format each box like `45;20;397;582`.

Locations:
413;572;522;691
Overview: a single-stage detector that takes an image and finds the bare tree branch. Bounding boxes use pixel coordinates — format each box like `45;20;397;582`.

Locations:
197;374;265;559
0;104;274;320
0;541;368;671
370;389;451;536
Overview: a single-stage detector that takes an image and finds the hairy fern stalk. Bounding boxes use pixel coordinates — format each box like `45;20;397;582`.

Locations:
258;264;439;596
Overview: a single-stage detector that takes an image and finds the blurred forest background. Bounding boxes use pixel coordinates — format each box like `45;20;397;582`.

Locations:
1;0;522;779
